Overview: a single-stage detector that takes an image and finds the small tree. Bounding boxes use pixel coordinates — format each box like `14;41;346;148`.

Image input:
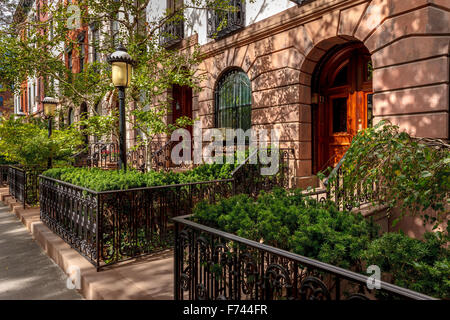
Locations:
0;0;245;166
0;115;84;168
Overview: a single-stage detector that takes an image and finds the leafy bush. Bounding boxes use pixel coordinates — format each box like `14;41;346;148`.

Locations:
324;120;450;227
194;188;379;270
193;189;449;299
42;162;237;191
363;232;449;299
0;116;84;168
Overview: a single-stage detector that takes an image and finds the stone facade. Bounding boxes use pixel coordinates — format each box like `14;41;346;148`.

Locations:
184;0;450;188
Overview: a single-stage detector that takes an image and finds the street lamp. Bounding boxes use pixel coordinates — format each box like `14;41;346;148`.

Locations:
43;97;58;169
107;44;135;171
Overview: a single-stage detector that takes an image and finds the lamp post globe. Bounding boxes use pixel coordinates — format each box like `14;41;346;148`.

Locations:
107;44;136;171
43;96;58;118
42;97;58;169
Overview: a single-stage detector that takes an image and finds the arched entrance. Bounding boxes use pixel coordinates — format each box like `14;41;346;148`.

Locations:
312;42;373;173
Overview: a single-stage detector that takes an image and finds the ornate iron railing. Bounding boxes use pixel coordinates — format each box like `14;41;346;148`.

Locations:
40;175;235;269
160;20;184;47
127;144;148;172
207;0;245;38
321;153;384;211
173;215;436;300
73;143;119;170
39;148;294;270
232;148;295;195
8;166;45;208
150;140;180;172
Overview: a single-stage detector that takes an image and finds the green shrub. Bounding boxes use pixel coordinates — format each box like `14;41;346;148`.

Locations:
193;188;449;299
42;162;237;191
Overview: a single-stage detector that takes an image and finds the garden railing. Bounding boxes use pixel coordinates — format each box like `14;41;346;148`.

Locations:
173;214;436;301
8;166;46;208
39;148;294;270
39;176;235;270
0;165;10;187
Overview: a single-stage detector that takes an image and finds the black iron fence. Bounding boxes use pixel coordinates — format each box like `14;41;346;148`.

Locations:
39;149;294;270
0;165;9;187
323;154;383;211
8;166;45;208
40;176;235;269
160;20;184;47
173;215;436;301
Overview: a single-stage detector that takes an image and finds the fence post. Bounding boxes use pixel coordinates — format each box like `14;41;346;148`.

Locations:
173;220;180;300
96;193;101;272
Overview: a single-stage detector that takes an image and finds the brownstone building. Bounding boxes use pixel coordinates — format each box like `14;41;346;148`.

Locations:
160;0;450;188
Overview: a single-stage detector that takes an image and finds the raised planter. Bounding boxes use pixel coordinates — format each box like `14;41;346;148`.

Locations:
39;175;235;270
172;215;436;301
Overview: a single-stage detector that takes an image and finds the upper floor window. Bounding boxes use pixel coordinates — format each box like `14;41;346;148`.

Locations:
160;0;185;47
110;13;120;47
207;0;245;39
78;32;86;72
0;97;4;108
67;48;73;71
68;108;74;126
215;69;251;131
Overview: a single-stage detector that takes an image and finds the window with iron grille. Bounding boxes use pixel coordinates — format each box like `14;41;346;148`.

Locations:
215;69;251;131
207;0;245;39
160;0;184;46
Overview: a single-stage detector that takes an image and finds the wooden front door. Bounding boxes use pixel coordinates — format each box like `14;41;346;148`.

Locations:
314;43;373;172
172;84;193;133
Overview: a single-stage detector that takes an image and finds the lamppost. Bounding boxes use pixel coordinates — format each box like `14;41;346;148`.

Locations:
42;97;58;169
107;44;135;171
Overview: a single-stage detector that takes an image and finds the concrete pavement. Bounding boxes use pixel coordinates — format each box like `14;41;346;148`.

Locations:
0;201;83;300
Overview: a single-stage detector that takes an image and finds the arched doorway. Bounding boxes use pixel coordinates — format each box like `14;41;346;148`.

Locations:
312;42;373;173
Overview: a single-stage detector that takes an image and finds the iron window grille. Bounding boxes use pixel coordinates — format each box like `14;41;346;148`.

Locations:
215;69;252;133
159;20;185;47
207;0;245;39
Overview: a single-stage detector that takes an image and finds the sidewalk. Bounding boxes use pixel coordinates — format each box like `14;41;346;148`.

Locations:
0;188;173;300
0;201;83;300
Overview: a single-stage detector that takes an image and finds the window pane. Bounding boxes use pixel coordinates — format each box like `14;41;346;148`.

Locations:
215;70;251;131
332;97;347;133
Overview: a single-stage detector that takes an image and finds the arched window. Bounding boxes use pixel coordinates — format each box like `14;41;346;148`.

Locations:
68;108;74;126
215;69;251;131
